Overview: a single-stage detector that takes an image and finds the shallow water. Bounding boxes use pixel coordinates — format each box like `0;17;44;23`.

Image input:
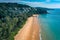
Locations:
38;9;60;40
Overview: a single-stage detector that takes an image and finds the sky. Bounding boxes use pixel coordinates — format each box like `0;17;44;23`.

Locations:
0;0;60;8
22;0;60;2
0;0;60;2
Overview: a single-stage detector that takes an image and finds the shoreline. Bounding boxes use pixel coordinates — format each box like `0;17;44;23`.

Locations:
14;14;40;40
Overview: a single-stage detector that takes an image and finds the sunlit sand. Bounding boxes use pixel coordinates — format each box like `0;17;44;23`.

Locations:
14;15;40;40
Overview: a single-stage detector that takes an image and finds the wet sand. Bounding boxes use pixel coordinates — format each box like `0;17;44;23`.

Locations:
14;15;40;40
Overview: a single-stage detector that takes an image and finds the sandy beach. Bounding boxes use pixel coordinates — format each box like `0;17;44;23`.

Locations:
14;15;40;40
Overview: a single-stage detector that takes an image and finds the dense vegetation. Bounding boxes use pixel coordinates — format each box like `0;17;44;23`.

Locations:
0;3;47;40
35;7;48;14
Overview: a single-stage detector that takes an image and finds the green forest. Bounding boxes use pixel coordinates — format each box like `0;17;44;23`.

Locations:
0;3;47;40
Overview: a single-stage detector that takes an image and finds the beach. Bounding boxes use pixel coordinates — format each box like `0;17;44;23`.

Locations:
14;14;40;40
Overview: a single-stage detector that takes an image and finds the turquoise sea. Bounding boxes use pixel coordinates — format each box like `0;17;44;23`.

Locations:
38;9;60;40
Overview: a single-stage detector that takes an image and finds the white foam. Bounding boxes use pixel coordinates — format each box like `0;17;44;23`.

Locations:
40;34;42;40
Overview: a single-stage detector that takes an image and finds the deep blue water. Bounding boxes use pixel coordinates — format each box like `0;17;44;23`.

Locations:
38;9;60;40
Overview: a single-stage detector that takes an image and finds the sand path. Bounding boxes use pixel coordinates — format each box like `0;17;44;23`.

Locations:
14;15;40;40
